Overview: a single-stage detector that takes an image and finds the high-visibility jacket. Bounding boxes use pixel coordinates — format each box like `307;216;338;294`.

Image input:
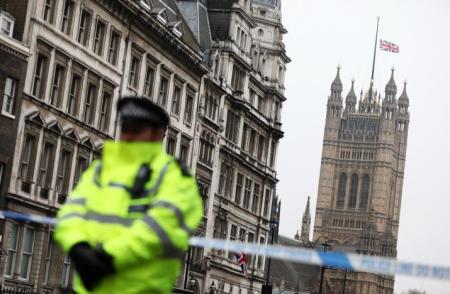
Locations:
54;141;203;294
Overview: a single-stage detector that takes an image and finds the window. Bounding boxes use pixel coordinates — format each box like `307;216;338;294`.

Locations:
247;232;254;266
77;9;92;46
241;124;248;150
38;141;55;196
19;227;35;280
231;65;245;91
234;173;243;206
251;183;260;214
61;255;71;287
257;135;265;161
67;73;82;116
243;178;252;209
50;64;66;107
218;161;233;198
269;140;277;167
43;237;53;285
199;131;215;166
228;225;238;260
205;93;219;121
93;19;106;56
32;54;49;99
249;129;256;156
60;0;74;35
0;12;14;37
263;188;271;218
98;91;112;132
83;83;98;125
336;173;347;208
143;65;155;97
257;237;265;269
359;175;370;210
56;149;72;195
166;131;177;156
171;85;181;116
73;156;88;189
225;110;240;143
157;76;169;107
179;138;190;165
348;174;359;208
42;0;56;23
20;134;37;187
5;223;19;277
2;77;17;115
0;163;3;188
107;29;121;65
184;93;194;125
128;54;141;88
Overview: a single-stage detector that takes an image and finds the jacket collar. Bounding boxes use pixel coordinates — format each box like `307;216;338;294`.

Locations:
102;140;163;168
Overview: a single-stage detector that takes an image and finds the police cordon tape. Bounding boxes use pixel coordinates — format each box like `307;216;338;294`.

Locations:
1;210;449;281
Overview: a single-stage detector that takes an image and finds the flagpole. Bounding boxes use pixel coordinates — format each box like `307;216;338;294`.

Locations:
371;17;380;80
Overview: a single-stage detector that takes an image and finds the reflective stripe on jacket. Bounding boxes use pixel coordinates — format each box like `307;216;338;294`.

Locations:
54;141;203;294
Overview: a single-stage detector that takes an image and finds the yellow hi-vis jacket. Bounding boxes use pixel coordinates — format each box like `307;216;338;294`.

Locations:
54;141;203;294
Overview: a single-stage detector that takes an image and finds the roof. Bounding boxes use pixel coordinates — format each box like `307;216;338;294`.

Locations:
268;235;320;292
176;0;212;51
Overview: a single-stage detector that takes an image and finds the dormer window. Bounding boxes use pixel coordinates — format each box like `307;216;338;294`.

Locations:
168;21;182;38
150;8;168;25
0;11;15;37
140;0;151;11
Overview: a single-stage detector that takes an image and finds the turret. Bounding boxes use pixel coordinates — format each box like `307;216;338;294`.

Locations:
398;81;409;114
300;196;311;244
327;66;343;119
358;80;380;114
382;68;398;120
344;79;357;113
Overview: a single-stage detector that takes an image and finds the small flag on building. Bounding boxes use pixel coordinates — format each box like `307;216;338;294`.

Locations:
380;39;399;53
234;251;248;278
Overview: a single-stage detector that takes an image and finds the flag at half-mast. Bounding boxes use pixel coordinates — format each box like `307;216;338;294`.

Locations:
380;39;399;53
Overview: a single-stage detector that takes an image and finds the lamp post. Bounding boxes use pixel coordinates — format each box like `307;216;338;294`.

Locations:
318;240;333;294
263;217;278;294
342;269;348;294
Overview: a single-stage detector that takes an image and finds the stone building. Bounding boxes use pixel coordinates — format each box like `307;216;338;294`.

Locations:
0;0;288;293
182;0;289;294
312;67;410;293
0;8;30;250
0;0;206;292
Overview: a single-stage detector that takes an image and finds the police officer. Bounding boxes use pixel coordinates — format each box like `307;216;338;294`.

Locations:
54;96;203;294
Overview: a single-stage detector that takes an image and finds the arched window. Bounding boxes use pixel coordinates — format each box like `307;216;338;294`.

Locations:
348;174;358;208
359;175;370;210
336;173;347;208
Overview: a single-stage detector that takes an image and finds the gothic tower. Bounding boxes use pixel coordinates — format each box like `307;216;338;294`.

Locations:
300;196;311;244
313;67;410;293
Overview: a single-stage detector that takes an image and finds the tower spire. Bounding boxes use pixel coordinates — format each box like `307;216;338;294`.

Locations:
300;196;311;244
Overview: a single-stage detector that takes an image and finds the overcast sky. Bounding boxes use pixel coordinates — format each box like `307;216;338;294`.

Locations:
278;1;450;293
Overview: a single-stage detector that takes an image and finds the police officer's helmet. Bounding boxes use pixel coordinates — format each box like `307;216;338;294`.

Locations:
117;96;170;129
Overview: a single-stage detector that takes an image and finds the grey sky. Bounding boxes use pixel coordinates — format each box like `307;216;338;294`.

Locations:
278;1;450;293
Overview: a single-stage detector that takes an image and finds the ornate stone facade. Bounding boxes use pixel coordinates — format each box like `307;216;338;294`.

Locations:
313;67;410;293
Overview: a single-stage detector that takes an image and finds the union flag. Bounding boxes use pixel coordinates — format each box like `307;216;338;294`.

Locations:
234;251;248;278
380;39;399;53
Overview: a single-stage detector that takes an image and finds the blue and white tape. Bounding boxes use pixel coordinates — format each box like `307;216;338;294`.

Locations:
1;210;449;281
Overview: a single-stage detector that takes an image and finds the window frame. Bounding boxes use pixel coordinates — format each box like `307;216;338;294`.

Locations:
67;68;83;117
98;84;113;132
42;0;56;24
5;223;19;277
77;8;92;46
60;0;75;35
18;226;35;281
107;28;121;66
2;76;17;116
93;17;107;56
32;53;50;99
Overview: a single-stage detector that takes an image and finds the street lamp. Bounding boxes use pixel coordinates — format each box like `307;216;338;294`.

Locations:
263;217;279;294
